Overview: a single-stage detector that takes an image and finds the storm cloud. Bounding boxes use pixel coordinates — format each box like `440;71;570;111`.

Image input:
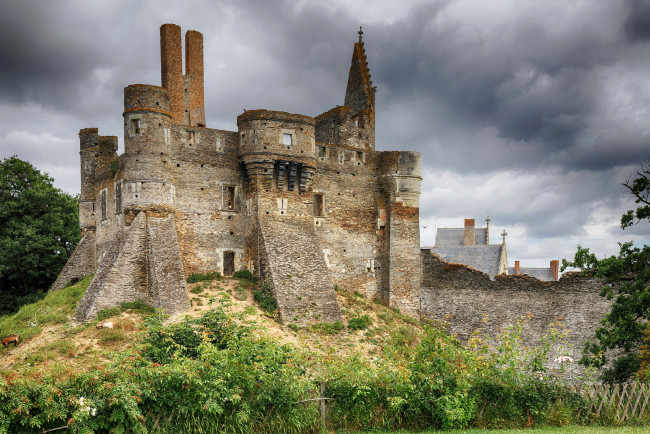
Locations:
1;0;648;267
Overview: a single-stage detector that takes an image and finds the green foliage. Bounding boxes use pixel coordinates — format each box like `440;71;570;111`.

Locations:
562;159;650;383
253;280;278;316
186;271;221;283
287;323;299;332
233;269;253;280
110;159;118;178
0;156;80;316
348;314;373;331
120;299;155;314
311;321;344;335
96;307;121;321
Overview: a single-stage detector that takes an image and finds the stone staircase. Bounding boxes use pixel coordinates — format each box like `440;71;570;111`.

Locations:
258;216;341;325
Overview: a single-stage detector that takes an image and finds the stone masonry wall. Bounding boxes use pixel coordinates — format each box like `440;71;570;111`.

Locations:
420;250;611;380
75;212;148;322
147;213;190;315
50;231;97;291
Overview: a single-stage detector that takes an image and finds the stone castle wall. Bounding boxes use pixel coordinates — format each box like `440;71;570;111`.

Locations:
420;250;611;379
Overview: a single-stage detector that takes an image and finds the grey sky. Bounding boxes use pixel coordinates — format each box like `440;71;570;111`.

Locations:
1;0;648;268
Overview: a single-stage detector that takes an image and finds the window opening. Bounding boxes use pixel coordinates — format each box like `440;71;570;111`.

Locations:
131;119;140;134
188;131;195;144
223;185;236;210
314;194;325;217
164;127;170;144
283;133;292;147
115;182;122;214
100;189;107;220
318;146;327;158
356;151;364;162
338;151;345;164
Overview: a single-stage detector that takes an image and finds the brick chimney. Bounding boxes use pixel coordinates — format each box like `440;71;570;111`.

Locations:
550;260;559;281
463;218;475;245
515;260;520;275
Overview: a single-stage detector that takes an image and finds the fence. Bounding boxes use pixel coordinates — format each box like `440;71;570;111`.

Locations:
578;383;650;423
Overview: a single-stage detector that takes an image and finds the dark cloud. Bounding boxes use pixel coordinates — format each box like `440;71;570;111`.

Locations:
624;0;650;43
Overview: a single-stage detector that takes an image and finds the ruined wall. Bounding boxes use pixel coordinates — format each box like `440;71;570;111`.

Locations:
420;250;610;379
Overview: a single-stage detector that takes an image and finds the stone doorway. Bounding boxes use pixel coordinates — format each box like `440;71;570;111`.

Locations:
223;251;235;276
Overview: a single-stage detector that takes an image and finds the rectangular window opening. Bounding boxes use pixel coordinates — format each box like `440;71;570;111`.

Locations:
223;185;236;210
314;194;325;217
188;131;195;144
100;189;107;220
356;151;364;162
223;251;235;276
283;133;292;147
318;146;327;158
115;182;122;214
131;119;140;135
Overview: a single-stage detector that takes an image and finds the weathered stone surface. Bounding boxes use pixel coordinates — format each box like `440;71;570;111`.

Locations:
147;213;190;315
258;216;341;325
50;231;96;291
420;250;610;380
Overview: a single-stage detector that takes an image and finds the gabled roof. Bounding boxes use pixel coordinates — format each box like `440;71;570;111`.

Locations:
431;245;503;278
435;227;487;246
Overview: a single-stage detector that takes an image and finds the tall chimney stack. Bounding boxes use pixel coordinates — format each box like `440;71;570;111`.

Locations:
550;260;559;281
515;260;520;275
463;218;475;245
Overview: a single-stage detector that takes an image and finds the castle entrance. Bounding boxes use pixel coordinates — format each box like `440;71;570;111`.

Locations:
224;251;235;276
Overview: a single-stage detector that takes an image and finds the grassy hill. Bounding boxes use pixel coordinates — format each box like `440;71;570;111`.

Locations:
0;274;621;432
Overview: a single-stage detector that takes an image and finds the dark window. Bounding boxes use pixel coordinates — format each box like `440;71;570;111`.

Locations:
100;190;107;220
318;146;327;158
223;185;236;210
131;119;140;134
115;182;122;214
314;194;325;217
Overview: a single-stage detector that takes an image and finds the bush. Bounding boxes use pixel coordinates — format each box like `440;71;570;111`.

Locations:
186;271;221;283
348;315;373;331
253;281;277;316
96;307;121;321
311;321;344;335
120;299;155;314
232;269;253;280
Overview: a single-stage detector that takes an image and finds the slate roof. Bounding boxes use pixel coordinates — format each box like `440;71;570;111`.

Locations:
435;227;488;247
431;245;503;278
507;267;555;281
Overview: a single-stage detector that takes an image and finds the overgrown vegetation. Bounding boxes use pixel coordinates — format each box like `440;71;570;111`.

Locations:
253;280;278;316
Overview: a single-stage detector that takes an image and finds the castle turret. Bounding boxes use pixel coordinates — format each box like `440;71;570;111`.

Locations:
238;110;316;207
79;128;99;233
316;27;375;149
121;84;175;213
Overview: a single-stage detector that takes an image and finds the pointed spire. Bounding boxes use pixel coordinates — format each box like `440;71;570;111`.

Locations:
344;26;375;114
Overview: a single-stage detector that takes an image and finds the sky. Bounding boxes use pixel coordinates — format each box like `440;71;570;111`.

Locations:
1;0;649;269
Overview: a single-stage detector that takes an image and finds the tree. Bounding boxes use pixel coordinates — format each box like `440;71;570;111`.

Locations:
563;158;650;383
0;156;80;316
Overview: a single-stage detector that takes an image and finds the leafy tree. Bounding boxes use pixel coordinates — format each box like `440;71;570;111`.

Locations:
0;156;80;316
562;158;650;383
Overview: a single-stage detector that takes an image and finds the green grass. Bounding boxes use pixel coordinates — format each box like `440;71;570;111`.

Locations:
186;271;221;283
0;276;91;349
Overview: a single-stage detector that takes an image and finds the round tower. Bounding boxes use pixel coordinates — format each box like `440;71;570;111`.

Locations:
121;84;175;213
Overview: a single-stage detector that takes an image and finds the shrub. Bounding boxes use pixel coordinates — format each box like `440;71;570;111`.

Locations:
120;299;155;313
186;271;221;283
348;315;373;331
232;269;253;280
311;321;344;335
253;281;277;316
287;323;299;332
96;307;121;321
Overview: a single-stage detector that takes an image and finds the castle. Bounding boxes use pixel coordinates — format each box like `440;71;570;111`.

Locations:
51;24;611;378
53;24;422;325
